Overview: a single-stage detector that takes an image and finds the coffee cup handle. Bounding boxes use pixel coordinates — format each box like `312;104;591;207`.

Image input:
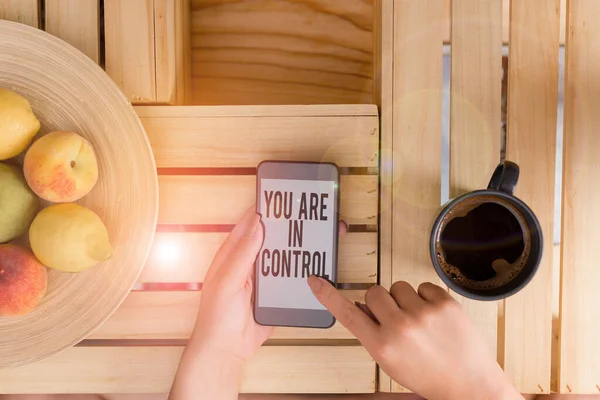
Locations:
487;160;519;195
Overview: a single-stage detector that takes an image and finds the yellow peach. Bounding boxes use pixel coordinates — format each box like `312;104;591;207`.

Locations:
29;203;113;273
24;131;98;203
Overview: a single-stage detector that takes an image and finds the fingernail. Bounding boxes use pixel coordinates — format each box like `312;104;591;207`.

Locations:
308;275;324;291
341;220;348;231
246;213;260;237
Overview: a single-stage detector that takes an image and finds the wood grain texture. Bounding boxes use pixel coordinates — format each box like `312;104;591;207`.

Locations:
155;0;191;104
90;291;365;340
135;104;378;117
559;0;600;393
0;346;375;393
504;0;560;394
442;0;566;44
0;0;39;27
189;0;373;105
142;232;377;283
373;0;394;392
158;175;378;225
104;0;156;102
391;0;443;391
136;106;379;168
0;21;158;368
450;0;502;358
44;0;100;63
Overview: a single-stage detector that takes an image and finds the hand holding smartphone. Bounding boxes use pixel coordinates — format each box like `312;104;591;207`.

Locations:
254;161;340;328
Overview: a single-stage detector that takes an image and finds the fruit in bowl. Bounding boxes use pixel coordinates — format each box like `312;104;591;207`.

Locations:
29;203;113;273
0;244;48;317
0;162;38;243
0;88;40;160
24;131;99;203
0;89;111;318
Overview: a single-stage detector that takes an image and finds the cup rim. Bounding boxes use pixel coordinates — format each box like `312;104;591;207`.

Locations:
429;189;544;301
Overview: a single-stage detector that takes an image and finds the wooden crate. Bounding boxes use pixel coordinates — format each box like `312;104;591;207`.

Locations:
1;0;600;396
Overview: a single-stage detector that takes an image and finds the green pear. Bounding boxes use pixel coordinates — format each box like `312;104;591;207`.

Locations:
0;162;38;243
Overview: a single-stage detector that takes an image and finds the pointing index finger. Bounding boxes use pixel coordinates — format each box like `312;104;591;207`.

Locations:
307;275;379;346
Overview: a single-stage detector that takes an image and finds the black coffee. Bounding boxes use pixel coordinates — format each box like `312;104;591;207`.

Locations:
435;196;531;291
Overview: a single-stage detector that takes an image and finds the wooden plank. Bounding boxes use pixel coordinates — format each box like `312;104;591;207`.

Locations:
142;232;377;283
450;0;502;359
373;0;393;393
188;0;373;105
504;0;560;394
90;291;365;340
559;0;600;393
150;133;376;170
391;0;443;392
190;78;372;107
0;346;375;393
138;109;379;168
135;104;378;117
104;0;156;103
155;0;191;104
442;0;567;44
44;0;100;63
0;0;39;27
158;175;378;226
190;33;371;63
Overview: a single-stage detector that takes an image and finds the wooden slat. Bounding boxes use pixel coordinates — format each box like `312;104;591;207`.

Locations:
142;232;377;283
560;0;600;393
155;0;191;104
504;0;560;394
0;0;38;27
188;0;373;105
373;0;394;393
0;346;374;394
442;0;567;44
136;105;379;168
104;0;156;103
158;175;377;226
90;291;365;340
135;104;378;117
190;33;371;63
44;0;100;63
391;0;443;392
450;0;502;360
190;77;372;105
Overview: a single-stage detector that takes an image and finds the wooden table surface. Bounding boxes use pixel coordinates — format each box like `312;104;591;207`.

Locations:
1;0;600;396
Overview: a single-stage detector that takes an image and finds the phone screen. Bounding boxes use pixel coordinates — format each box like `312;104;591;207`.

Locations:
257;178;336;311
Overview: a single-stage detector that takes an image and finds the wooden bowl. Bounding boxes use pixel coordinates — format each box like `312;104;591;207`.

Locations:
0;21;158;367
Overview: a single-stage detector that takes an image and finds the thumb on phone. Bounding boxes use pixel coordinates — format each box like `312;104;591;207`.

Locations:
307;275;378;346
213;213;264;289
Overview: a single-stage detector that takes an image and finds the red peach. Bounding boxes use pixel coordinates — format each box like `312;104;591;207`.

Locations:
0;244;48;317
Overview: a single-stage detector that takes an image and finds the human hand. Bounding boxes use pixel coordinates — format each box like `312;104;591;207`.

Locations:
189;207;272;363
307;279;523;400
170;208;269;400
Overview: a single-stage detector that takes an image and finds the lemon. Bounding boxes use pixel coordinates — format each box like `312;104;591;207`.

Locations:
0;88;41;160
29;203;113;273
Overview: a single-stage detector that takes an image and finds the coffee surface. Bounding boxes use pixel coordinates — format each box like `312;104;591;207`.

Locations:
435;196;531;291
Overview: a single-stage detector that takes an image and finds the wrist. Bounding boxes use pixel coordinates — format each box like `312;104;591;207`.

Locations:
171;345;245;400
438;365;522;400
463;369;522;400
183;342;246;373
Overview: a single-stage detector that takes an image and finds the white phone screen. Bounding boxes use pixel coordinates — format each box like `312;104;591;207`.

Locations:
257;178;336;310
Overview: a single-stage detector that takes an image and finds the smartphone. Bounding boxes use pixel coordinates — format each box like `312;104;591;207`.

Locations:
254;161;340;328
